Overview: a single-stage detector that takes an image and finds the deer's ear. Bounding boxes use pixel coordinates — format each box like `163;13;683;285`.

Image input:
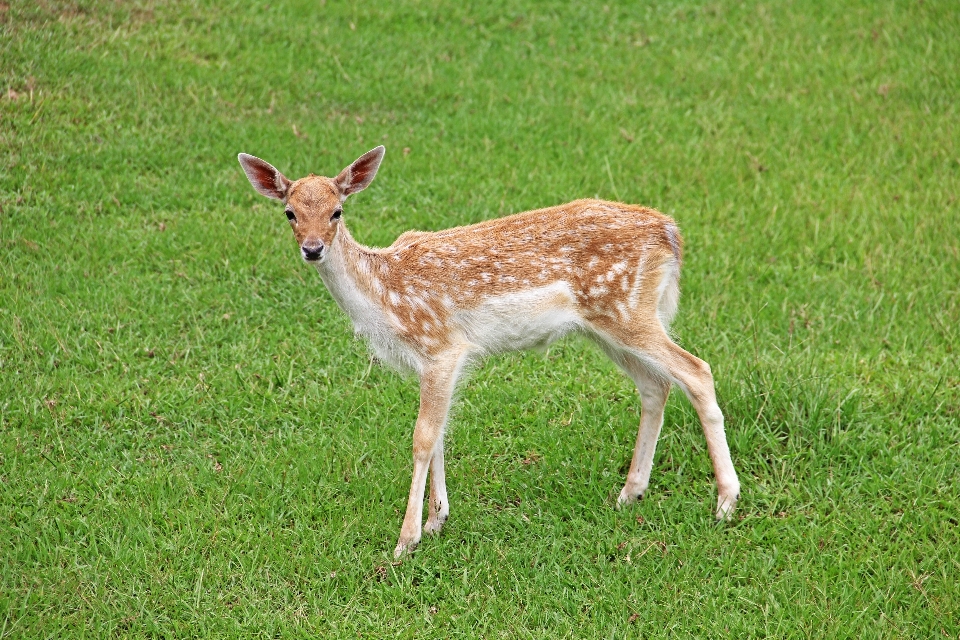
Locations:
238;153;291;201
335;146;385;199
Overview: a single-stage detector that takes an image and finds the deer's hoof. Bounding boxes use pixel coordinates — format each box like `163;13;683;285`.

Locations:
616;487;643;510
394;537;419;559
424;514;447;536
715;493;738;522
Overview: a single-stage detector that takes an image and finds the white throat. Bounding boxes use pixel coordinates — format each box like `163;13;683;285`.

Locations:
313;227;422;374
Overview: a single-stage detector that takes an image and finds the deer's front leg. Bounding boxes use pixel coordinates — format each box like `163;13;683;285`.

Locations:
395;352;463;558
424;441;449;535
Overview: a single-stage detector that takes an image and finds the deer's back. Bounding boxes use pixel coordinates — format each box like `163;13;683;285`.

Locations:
363;199;682;356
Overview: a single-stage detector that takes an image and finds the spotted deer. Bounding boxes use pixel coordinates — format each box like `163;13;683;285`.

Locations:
238;146;740;557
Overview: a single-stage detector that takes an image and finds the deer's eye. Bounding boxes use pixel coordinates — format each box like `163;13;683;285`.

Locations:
331;209;343;220
285;209;296;222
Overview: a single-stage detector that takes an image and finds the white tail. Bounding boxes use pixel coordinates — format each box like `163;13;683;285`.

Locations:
238;147;740;557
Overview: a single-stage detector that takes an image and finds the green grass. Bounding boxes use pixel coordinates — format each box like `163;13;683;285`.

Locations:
2;0;959;636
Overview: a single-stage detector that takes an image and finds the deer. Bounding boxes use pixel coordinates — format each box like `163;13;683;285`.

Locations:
237;146;740;558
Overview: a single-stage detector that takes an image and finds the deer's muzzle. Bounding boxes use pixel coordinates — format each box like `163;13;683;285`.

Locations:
301;241;325;262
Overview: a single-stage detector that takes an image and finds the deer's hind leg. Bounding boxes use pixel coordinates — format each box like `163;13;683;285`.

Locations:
655;338;740;519
597;326;740;521
610;353;671;508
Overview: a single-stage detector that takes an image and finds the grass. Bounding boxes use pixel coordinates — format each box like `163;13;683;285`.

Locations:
2;0;959;636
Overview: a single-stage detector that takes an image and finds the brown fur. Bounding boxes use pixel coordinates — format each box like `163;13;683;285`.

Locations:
237;147;740;558
315;199;680;354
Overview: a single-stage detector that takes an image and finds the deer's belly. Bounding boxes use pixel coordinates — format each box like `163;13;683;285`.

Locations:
456;281;583;354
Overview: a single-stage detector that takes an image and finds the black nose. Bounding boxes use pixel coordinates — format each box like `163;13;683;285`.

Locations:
302;242;324;261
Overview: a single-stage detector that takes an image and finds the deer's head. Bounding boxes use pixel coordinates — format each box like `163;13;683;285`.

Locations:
238;146;385;264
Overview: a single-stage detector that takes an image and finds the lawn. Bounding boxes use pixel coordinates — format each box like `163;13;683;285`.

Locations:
2;0;959;636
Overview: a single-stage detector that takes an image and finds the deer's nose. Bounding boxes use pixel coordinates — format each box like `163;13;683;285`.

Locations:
301;241;324;262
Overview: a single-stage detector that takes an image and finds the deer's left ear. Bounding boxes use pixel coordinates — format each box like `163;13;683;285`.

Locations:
335;146;385;199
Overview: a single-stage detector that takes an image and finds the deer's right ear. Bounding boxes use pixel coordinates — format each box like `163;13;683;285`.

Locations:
238;153;292;201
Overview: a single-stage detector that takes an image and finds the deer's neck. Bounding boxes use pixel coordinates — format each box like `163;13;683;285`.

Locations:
315;225;377;320
315;225;423;373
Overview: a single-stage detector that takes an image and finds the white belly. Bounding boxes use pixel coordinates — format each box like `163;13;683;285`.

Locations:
455;282;583;355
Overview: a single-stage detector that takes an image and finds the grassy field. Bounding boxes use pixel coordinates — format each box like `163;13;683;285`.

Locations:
2;0;959;636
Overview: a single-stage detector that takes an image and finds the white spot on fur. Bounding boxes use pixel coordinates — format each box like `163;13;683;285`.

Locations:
628;253;648;310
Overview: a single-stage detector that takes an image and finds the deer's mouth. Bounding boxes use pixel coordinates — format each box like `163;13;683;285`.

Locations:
301;243;325;263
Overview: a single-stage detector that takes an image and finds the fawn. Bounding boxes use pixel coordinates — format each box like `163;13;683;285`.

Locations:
238;146;740;557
